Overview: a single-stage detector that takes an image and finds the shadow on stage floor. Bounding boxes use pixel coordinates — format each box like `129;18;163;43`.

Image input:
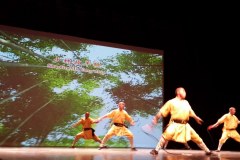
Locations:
0;147;239;160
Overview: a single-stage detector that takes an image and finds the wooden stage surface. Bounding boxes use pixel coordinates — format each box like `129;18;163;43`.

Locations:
0;147;239;160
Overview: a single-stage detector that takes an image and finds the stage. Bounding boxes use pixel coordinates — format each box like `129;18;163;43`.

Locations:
0;147;239;160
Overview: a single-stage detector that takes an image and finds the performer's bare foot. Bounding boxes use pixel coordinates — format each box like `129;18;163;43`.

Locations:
98;145;108;150
70;146;75;148
150;149;158;155
184;146;192;150
205;151;212;155
131;147;137;151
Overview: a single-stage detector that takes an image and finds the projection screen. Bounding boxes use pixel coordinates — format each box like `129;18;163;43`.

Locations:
0;25;164;148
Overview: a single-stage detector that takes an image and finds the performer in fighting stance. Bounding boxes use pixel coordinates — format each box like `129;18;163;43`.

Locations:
150;87;212;155
96;101;137;151
71;112;102;148
208;107;240;152
163;118;191;150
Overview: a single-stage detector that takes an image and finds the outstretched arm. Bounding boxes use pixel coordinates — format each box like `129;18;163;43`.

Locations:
92;118;100;123
193;115;204;125
190;108;203;125
125;114;135;126
208;122;220;130
208;114;226;130
71;119;82;128
152;112;162;125
96;114;108;123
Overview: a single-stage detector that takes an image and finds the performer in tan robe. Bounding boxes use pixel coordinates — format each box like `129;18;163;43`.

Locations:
208;107;240;152
150;87;212;155
163;117;191;150
71;112;101;148
97;102;137;151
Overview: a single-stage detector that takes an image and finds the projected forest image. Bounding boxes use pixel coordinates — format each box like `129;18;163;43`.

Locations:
0;26;163;148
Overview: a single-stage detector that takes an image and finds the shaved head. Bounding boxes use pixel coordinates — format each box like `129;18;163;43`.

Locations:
85;112;90;119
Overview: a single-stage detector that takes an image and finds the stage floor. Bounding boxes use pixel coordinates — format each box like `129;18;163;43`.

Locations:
0;147;239;160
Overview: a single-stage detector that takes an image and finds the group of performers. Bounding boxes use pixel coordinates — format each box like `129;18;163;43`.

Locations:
71;87;240;156
71;102;136;151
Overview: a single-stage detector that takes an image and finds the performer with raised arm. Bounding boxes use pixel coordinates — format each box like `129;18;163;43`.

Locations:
97;101;137;151
208;107;240;152
150;87;212;155
71;112;102;148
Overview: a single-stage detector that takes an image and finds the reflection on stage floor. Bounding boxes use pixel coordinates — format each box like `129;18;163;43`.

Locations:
0;147;239;160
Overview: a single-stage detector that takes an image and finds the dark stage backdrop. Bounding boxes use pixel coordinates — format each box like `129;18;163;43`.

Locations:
0;25;163;148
